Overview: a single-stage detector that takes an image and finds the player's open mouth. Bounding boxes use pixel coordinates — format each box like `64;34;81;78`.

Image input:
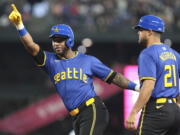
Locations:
55;47;62;51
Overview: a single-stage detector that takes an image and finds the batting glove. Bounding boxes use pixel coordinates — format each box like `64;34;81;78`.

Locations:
9;4;24;30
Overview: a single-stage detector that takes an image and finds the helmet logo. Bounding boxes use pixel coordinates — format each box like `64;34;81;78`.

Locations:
54;27;59;33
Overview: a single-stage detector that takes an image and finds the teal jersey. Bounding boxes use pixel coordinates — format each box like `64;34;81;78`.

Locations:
138;44;180;98
38;52;113;111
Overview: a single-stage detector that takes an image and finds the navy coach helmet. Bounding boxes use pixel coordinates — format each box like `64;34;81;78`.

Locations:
49;24;74;48
133;15;165;33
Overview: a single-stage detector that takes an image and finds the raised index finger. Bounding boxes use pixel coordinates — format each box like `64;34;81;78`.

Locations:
11;4;18;12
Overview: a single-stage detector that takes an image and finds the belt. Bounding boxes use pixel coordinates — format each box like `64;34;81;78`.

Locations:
70;97;95;116
156;98;176;104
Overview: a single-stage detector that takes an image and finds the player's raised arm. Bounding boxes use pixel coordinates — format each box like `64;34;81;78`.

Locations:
9;4;40;56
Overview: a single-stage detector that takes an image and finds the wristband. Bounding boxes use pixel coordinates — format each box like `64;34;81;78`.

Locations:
128;81;137;90
18;27;27;36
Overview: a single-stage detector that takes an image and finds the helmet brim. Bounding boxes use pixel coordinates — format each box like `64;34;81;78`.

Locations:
132;25;142;30
132;25;163;33
49;34;68;39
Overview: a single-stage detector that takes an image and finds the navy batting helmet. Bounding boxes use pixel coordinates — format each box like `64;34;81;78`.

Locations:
49;24;74;48
133;15;165;33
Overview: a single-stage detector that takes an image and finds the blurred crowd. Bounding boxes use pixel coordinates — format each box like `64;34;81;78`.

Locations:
0;1;179;135
0;0;180;32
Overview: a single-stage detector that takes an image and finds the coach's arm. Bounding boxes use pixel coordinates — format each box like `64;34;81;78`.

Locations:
9;4;40;56
126;79;155;130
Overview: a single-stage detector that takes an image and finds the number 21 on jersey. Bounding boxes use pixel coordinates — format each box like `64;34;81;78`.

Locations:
164;65;177;87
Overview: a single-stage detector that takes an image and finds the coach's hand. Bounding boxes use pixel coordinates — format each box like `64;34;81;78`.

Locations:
9;4;23;28
126;111;137;130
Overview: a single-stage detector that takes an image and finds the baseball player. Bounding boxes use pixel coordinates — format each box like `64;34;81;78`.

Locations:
126;15;180;135
9;4;140;135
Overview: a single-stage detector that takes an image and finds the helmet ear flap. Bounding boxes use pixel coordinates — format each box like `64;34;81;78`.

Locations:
66;38;73;48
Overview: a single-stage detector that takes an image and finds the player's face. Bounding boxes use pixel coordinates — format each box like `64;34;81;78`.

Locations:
138;29;148;46
52;37;68;56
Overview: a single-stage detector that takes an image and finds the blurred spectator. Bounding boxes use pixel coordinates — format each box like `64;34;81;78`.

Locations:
23;0;49;18
0;0;9;27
